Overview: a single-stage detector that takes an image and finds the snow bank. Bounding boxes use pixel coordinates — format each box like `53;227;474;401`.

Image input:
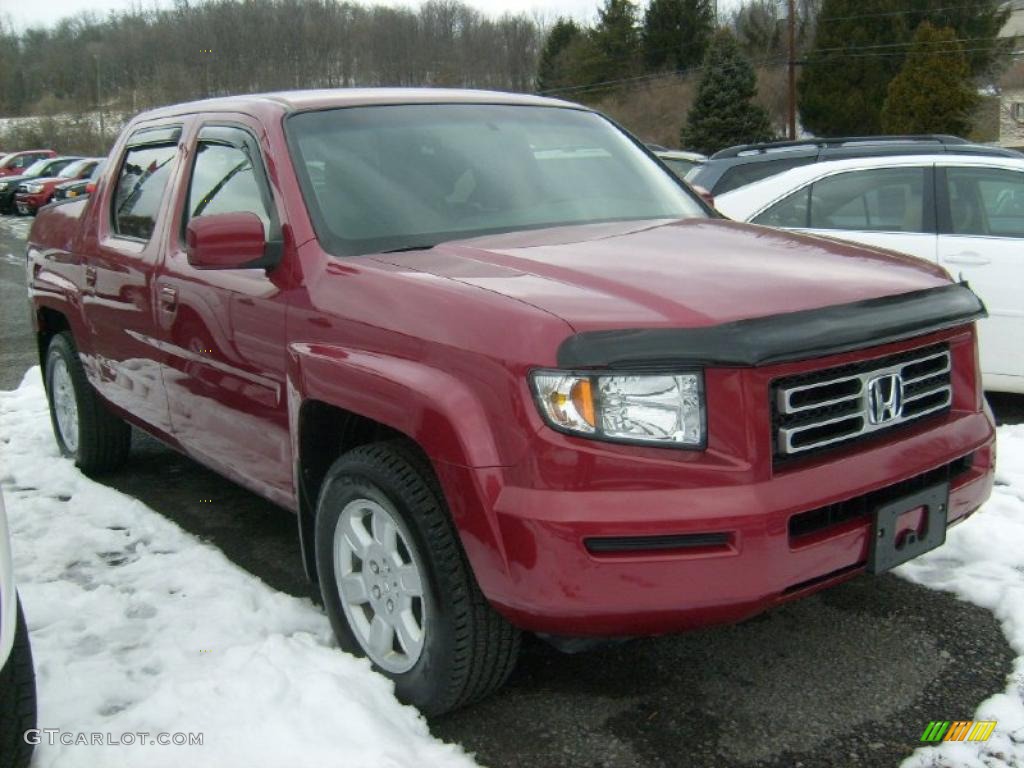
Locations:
0;369;477;768
898;425;1024;767
1;213;32;247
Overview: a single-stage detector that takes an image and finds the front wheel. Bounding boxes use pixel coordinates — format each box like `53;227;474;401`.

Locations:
315;441;520;715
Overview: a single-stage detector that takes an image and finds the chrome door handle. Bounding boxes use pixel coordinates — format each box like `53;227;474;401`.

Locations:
159;285;178;311
84;265;97;287
943;251;991;266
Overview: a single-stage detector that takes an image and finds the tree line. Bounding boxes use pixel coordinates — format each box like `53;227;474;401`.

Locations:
0;0;1012;155
0;0;541;117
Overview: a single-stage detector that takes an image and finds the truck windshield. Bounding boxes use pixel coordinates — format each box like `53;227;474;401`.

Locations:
286;104;707;256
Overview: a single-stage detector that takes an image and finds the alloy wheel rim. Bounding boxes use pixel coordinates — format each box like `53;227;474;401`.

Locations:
51;359;79;453
333;497;427;673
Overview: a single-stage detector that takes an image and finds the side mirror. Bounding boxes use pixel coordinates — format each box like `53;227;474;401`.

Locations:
185;212;269;270
692;184;715;209
85;182;96;195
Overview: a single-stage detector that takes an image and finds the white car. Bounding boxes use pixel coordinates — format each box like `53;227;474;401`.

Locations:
716;154;1024;394
654;149;707;180
0;490;36;768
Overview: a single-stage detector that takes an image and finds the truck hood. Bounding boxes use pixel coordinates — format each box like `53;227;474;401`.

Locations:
373;218;951;331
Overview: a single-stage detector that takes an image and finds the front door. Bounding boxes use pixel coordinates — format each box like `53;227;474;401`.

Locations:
937;165;1024;387
155;122;293;507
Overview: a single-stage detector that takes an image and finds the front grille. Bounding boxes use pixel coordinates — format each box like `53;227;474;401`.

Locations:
772;344;952;462
788;453;973;541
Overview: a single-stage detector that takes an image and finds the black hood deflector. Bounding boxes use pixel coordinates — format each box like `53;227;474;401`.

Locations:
556;283;986;369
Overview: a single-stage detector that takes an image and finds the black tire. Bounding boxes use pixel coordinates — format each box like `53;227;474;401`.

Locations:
315;440;520;716
45;332;131;475
0;598;37;768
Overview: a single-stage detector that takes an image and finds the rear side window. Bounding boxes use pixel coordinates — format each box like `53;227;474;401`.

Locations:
112;143;177;240
809;168;924;232
186;142;271;233
945;167;1024;238
712;157;814;195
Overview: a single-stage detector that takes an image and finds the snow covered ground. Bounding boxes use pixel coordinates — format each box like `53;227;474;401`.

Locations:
1;214;32;257
898;425;1024;767
2;367;1023;767
0;369;477;768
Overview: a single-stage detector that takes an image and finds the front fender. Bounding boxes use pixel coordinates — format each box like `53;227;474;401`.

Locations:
287;342;534;587
288;341;527;468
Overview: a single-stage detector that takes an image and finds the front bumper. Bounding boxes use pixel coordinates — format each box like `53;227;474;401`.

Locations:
14;192;48;214
438;327;996;636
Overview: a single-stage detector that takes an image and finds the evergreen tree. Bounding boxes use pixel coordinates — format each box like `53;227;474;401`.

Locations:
588;0;642;85
881;22;978;135
536;18;583;91
907;0;1009;78
799;0;1007;136
798;0;909;136
681;28;774;154
642;0;714;72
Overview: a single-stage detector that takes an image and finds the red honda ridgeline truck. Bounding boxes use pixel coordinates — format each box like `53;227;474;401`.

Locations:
27;89;995;715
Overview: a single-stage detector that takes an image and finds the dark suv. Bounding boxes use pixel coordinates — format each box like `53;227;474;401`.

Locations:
688;135;1022;196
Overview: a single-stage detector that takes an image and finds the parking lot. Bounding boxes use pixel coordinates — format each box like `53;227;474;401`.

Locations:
3;213;1022;767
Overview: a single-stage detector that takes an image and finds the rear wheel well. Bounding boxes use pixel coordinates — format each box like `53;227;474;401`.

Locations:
297;400;427;585
36;307;70;368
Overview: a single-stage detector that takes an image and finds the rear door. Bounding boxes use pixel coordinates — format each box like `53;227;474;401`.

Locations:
936;165;1024;386
155;121;293;507
751;165;938;263
81;124;183;436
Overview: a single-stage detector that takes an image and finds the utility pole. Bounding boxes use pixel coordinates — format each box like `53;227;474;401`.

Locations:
95;55;105;138
787;0;797;140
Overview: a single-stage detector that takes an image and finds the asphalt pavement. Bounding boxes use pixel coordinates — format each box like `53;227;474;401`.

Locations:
1;215;1020;767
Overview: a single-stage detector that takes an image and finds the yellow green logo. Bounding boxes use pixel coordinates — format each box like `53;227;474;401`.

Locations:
921;721;996;742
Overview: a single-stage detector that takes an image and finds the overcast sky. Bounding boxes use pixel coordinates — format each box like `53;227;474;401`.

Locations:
0;0;634;30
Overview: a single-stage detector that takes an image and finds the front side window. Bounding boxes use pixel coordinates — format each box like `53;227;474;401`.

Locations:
753;186;810;228
22;159;49;177
57;160;91;179
946;167;1024;238
808;167;925;232
112;143;178;240
286;104;706;256
185;141;271;233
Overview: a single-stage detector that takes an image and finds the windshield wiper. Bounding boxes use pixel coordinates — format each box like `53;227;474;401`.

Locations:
381;244;437;253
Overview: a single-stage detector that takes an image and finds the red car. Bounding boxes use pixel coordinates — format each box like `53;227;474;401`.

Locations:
14;158;101;215
0;149;56;177
26;90;995;715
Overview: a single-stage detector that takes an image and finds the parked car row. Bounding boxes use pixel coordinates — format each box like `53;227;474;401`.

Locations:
0;150;104;215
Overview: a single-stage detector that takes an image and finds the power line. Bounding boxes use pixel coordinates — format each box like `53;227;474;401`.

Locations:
815;1;1004;25
811;34;1001;54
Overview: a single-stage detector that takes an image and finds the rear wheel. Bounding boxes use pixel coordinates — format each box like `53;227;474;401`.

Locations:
315;441;520;715
45;332;131;474
0;598;37;768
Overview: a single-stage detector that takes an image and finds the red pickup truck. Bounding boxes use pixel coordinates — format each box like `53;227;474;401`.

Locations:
26;89;995;715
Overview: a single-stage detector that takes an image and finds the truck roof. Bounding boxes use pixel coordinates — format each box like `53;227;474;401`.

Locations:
135;88;581;122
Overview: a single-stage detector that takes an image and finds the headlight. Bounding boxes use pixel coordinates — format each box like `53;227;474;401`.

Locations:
24;183;44;194
530;370;705;447
0;182;8;191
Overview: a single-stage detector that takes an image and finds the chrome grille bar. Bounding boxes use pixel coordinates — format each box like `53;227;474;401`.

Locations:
774;347;952;458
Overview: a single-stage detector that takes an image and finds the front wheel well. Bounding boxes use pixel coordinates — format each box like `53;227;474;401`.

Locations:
297;400;431;585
